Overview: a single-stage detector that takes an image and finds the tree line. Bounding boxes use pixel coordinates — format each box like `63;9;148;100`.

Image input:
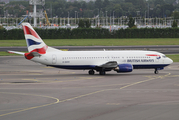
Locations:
1;0;179;18
1;27;179;40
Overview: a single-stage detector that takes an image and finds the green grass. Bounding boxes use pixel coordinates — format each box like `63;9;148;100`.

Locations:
1;38;179;47
166;54;179;62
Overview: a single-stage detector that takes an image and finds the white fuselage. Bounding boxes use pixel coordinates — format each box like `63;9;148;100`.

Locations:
30;50;173;70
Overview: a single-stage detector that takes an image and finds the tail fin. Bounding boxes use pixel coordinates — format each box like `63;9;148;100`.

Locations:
22;22;48;54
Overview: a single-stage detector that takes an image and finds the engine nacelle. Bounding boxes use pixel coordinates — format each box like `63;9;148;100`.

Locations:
114;64;133;73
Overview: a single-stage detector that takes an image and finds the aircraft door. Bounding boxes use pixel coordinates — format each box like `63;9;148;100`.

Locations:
52;54;57;64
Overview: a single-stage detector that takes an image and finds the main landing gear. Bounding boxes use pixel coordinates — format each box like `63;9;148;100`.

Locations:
154;68;159;74
88;70;95;75
88;70;106;75
99;71;106;75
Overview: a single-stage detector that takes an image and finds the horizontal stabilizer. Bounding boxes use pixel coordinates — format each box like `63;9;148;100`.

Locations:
8;50;25;55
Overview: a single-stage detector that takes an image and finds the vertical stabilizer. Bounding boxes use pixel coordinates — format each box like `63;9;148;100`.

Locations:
22;22;48;54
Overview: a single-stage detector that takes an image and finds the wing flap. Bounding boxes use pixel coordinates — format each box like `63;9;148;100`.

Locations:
98;61;118;68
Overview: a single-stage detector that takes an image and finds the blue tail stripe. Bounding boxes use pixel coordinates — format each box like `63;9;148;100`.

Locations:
27;39;41;47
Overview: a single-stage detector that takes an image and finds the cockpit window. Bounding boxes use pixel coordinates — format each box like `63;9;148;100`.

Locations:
162;56;167;58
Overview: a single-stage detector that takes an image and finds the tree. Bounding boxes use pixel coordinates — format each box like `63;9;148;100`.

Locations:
154;0;165;6
95;0;102;9
85;19;91;28
78;19;91;28
172;11;179;19
103;0;110;8
78;19;85;28
127;17;135;28
172;20;178;28
165;10;170;17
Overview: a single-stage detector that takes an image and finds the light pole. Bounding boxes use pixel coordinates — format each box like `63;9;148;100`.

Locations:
110;11;111;26
102;11;104;26
113;11;115;26
145;11;146;26
75;11;77;25
68;11;69;25
98;8;99;26
106;11;107;26
77;12;79;24
146;0;149;18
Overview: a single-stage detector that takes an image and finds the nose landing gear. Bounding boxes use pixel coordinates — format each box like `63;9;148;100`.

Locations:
154;68;159;74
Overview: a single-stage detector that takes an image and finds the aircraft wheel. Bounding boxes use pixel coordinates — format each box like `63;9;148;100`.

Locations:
154;69;159;74
89;70;95;75
99;71;106;75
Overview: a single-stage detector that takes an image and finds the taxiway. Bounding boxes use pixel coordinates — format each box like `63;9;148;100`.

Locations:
0;56;179;120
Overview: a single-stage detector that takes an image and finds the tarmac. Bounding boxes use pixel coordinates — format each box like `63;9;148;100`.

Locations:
0;56;179;120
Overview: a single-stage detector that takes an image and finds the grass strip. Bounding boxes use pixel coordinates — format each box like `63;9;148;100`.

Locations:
166;54;179;62
0;38;179;47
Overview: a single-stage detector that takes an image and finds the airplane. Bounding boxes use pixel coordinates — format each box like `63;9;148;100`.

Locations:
8;22;173;75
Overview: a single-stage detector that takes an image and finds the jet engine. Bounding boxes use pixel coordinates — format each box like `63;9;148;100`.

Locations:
114;64;133;73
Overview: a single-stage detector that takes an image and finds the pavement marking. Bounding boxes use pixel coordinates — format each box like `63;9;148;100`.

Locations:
57;73;172;106
0;108;25;112
168;66;179;70
59;83;131;90
1;76;103;84
86;83;130;88
168;75;179;77
0;72;172;117
21;77;103;83
22;79;40;82
0;92;60;117
107;103;120;105
43;67;54;68
145;74;179;79
59;89;107;102
59;73;172;102
120;73;171;90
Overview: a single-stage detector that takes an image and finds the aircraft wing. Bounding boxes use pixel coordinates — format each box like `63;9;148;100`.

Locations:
97;61;118;68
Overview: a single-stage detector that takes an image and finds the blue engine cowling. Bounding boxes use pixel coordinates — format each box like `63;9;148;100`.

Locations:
115;64;133;73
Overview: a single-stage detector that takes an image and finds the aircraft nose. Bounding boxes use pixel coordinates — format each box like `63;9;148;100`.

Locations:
168;58;173;64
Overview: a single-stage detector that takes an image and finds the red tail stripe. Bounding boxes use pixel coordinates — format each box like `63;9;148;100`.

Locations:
25;45;48;60
30;45;48;54
25;53;34;60
23;26;40;39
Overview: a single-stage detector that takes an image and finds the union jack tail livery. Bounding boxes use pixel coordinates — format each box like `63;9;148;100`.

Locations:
22;22;48;54
8;22;58;60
